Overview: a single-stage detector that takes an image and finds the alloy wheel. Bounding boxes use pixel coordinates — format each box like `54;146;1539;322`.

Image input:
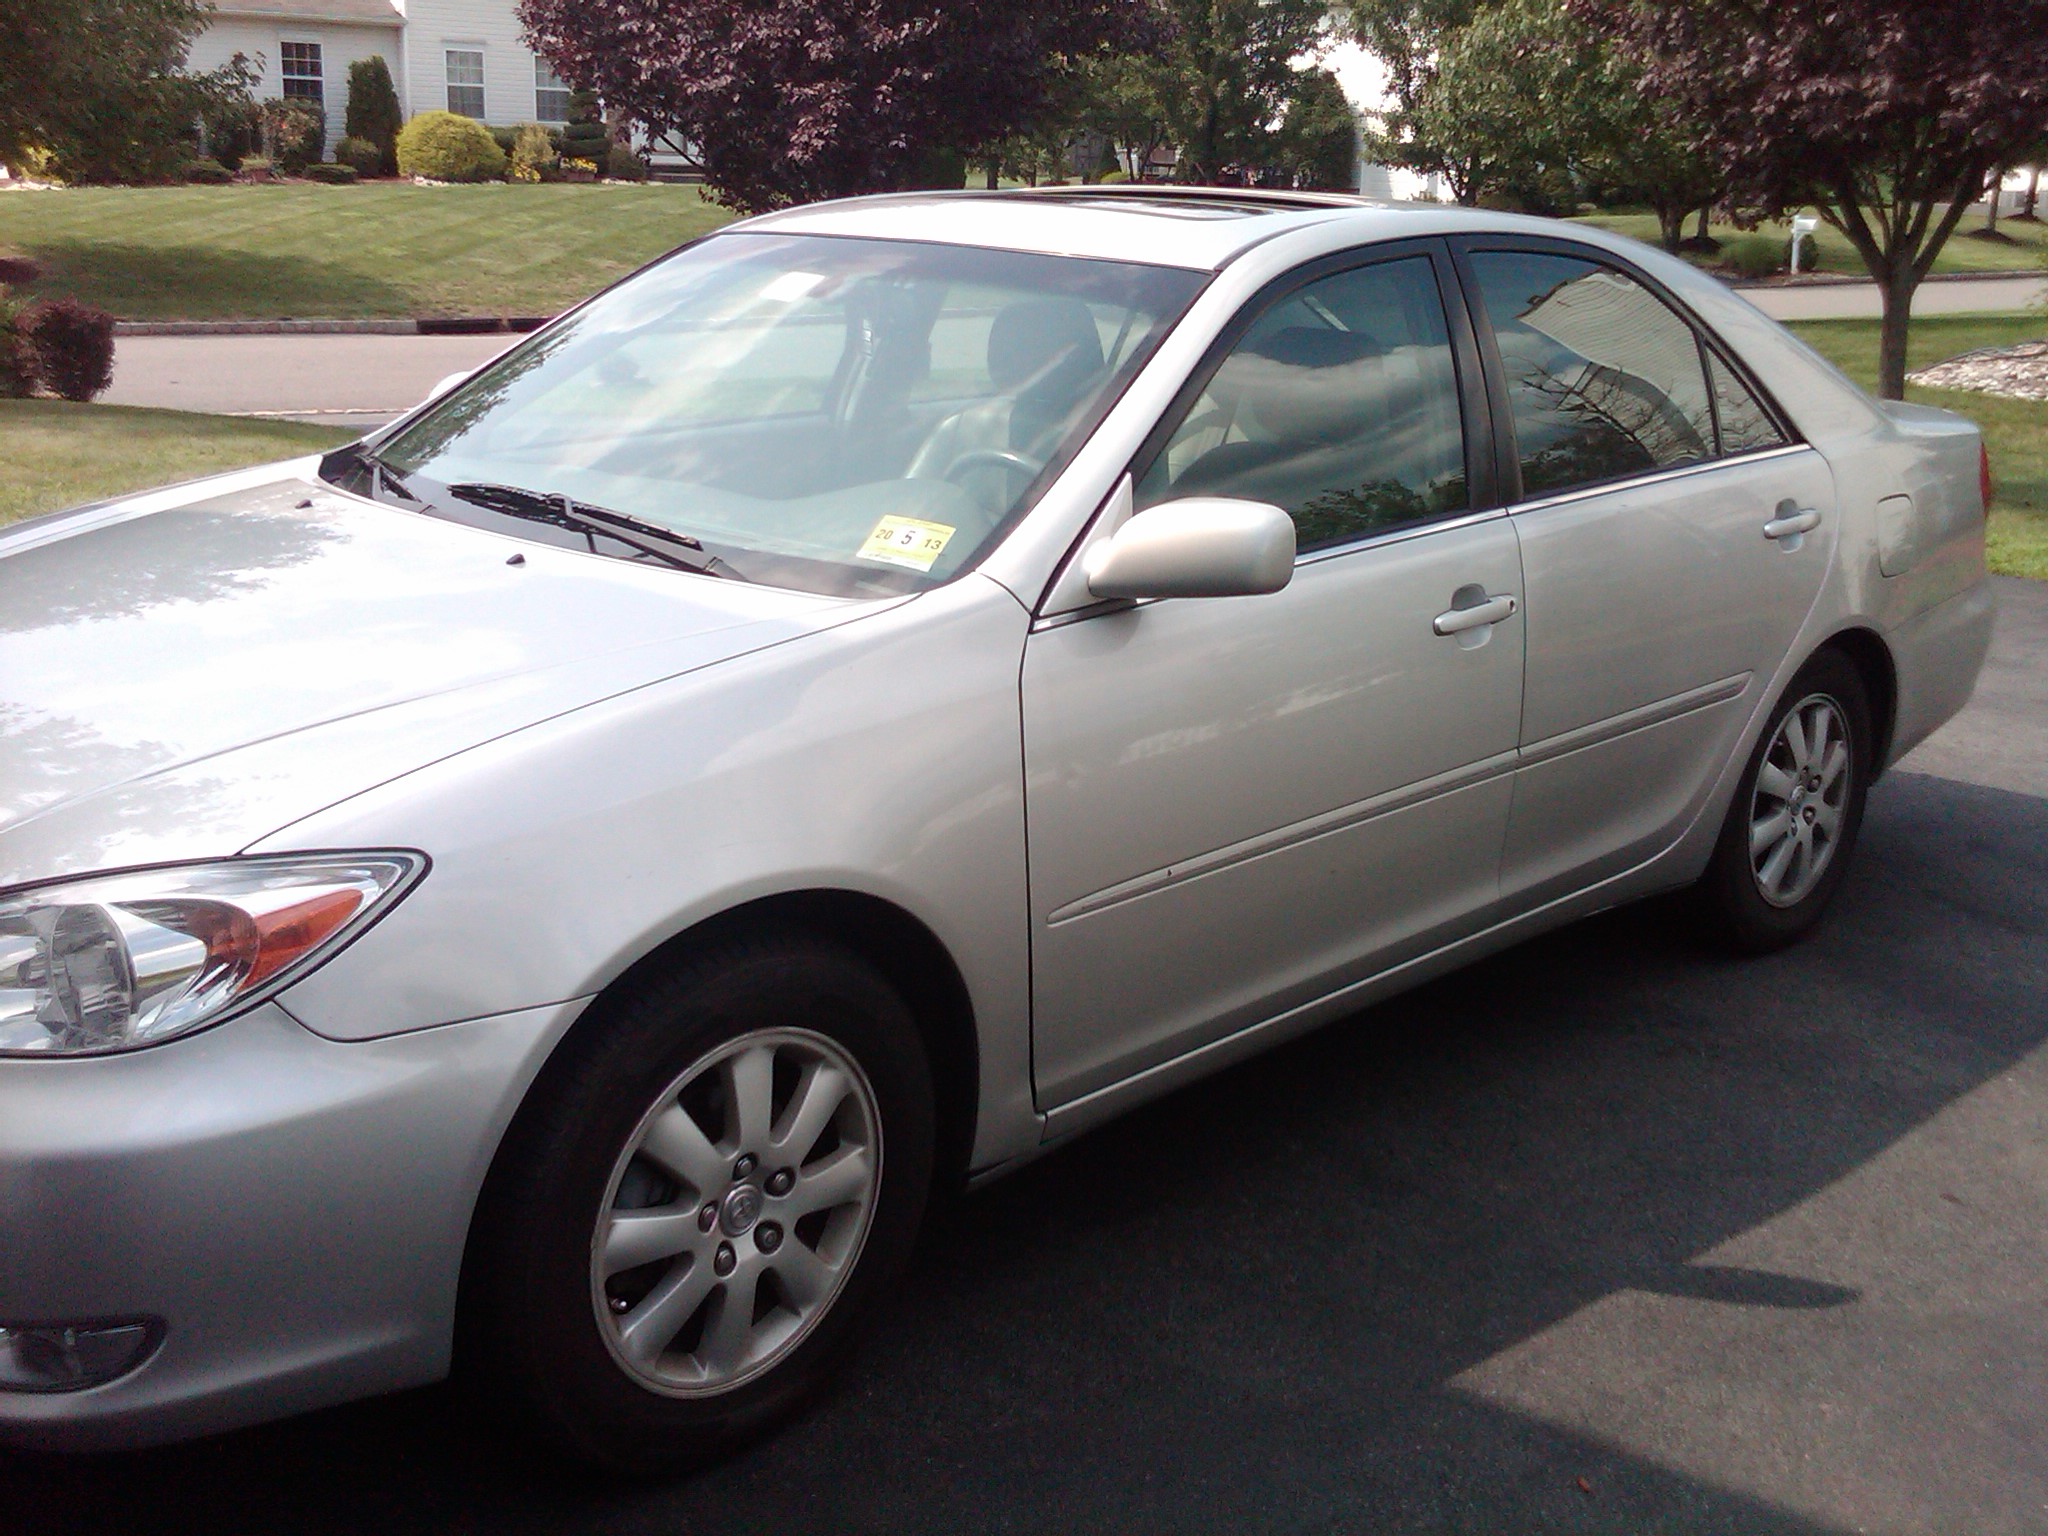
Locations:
1748;692;1853;909
590;1028;882;1396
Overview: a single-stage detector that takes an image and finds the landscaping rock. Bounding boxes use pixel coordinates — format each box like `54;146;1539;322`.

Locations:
1908;340;2048;401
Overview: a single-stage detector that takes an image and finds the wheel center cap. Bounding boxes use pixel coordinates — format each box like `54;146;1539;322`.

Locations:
719;1183;763;1237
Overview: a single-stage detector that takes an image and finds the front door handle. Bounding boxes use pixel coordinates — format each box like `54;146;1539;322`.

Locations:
1763;506;1821;541
1433;592;1518;636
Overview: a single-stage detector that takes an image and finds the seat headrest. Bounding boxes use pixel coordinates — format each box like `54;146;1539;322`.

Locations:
1227;326;1385;447
988;299;1105;396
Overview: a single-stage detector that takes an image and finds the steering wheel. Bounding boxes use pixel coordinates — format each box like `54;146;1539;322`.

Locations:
941;447;1043;494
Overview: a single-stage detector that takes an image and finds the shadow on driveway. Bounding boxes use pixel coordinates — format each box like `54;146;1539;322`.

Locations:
7;769;2045;1534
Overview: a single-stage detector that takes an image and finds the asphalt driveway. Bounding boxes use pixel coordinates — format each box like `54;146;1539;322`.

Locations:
7;581;2045;1535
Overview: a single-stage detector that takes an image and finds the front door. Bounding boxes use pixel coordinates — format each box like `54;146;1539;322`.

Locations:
1022;249;1526;1108
1453;244;1837;902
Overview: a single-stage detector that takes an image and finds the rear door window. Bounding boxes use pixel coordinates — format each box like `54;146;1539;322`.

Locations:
1466;251;1716;499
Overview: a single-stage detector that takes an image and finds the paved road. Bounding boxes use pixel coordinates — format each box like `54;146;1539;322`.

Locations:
5;580;2043;1534
103;333;515;429
1746;273;2048;322
99;274;2047;427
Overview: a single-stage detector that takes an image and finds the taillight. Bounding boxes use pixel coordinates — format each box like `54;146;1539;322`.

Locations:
1980;442;1994;516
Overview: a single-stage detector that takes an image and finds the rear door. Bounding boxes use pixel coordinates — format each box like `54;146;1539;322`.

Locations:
1452;240;1835;903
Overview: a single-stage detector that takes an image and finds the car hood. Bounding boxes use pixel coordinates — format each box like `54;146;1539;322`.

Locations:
0;466;878;884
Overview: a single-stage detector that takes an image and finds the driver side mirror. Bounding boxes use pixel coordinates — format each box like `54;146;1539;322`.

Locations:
1083;498;1296;601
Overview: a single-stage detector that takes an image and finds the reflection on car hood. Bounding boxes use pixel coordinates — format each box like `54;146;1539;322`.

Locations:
0;472;872;883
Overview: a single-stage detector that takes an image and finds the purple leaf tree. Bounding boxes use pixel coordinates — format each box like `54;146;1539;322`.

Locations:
518;0;1150;214
1574;0;2048;398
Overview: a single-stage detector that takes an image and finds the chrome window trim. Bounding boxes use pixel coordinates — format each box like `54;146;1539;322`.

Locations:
1292;504;1509;568
1505;442;1815;519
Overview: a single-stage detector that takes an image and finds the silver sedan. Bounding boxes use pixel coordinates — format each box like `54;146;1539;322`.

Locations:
0;189;1993;1466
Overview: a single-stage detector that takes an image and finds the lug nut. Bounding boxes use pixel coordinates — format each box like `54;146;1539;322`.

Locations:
698;1202;718;1232
756;1222;783;1254
609;1295;630;1313
714;1241;736;1276
733;1153;758;1180
766;1167;794;1197
1804;806;1816;822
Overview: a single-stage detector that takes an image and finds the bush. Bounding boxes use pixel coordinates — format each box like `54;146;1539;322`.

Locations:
396;110;508;182
0;252;42;286
335;136;382;177
605;143;647;181
303;162;358;184
183;157;233;184
488;125;520;156
344;57;402;174
238;155;273;179
0;294;33;400
22;298;117;403
260;98;326;173
509;124;560;183
559;88;610;167
200;95;260;170
1722;233;1785;279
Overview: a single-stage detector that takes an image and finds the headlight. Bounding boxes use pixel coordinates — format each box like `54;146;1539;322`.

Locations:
0;853;424;1057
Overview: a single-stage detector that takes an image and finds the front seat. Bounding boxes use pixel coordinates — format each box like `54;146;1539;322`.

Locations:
907;298;1106;489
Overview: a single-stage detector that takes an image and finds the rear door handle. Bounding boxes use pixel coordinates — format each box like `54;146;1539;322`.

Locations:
1433;593;1518;635
1763;507;1821;541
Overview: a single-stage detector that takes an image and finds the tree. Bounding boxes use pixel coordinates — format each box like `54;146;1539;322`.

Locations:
345;56;403;176
1275;67;1359;191
0;0;239;182
1364;0;1718;230
1577;0;2048;400
1145;0;1330;183
517;0;1149;212
1343;0;1485;121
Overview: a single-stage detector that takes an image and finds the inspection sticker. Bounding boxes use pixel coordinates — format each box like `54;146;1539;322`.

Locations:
856;515;956;572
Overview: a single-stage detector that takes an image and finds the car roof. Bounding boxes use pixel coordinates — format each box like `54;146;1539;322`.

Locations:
735;186;1552;272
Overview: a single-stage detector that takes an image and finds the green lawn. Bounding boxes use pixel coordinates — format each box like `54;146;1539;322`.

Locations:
0;183;733;321
4;314;2042;577
1786;313;2048;579
1581;209;2048;277
0;399;348;525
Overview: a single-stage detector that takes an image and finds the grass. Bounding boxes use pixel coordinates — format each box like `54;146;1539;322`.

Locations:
3;312;2041;578
0;183;733;321
1786;313;2048;580
0;399;349;525
1579;208;2048;278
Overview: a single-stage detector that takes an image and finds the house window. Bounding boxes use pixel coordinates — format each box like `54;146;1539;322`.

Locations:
535;60;571;124
280;41;324;108
445;48;485;119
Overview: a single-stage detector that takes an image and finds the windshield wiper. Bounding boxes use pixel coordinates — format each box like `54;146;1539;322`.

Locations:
322;442;425;506
444;482;747;580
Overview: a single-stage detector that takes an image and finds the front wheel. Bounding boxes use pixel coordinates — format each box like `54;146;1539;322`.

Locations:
460;933;935;1471
1693;649;1872;953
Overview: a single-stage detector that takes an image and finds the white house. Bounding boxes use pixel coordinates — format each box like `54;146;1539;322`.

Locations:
182;0;579;158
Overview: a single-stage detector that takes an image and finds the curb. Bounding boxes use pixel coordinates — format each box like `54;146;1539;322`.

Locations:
113;316;553;337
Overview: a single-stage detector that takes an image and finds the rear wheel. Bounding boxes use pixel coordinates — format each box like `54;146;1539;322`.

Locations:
461;933;934;1471
1694;649;1871;953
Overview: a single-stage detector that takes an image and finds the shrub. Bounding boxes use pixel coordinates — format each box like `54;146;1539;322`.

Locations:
559;88;610;167
1722;233;1784;279
396;110;508;182
238;155;274;179
22;297;117;402
303;162;358;184
0;294;33;400
509;124;560;183
260;98;326;173
488;125;520;156
200;95;260;170
335;136;382;176
183;157;233;184
605;143;647;181
344;57;403;174
0;252;41;286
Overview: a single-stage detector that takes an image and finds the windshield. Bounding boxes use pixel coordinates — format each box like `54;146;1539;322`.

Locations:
362;232;1205;596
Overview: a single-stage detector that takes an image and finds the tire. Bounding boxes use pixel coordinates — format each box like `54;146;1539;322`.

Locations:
1694;648;1872;954
460;931;935;1472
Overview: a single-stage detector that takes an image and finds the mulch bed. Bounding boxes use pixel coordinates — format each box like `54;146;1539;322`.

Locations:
1909;340;2048;400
